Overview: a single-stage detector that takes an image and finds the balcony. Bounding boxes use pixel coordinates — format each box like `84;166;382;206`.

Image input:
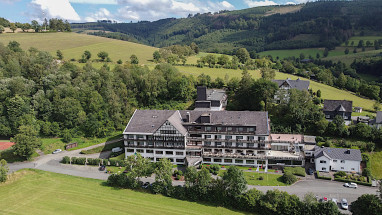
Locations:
202;152;304;161
202;144;271;150
124;144;185;150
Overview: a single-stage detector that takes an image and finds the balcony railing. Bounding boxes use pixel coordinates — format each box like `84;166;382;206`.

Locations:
124;144;185;150
202;152;304;160
202;144;271;150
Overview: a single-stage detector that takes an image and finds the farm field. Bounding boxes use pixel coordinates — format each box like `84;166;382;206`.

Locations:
0;169;243;215
340;36;382;47
176;66;375;110
324;49;382;65
0;32;157;64
186;52;231;65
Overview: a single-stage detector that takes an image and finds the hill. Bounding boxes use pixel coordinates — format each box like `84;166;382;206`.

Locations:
0;32;157;64
176;66;376;111
0;169;242;215
73;0;382;53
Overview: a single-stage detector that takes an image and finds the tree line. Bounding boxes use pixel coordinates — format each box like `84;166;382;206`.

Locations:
0;17;71;33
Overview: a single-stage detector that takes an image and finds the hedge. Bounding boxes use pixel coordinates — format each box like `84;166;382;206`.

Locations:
61;157;127;167
333;177;372;186
316;171;331;180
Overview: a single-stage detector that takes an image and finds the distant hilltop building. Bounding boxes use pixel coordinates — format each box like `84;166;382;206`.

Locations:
195;86;227;111
272;78;310;103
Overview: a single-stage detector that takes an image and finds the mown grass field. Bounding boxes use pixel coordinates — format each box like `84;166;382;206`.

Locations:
187;52;231;65
218;170;285;186
324;49;382;65
0;32;157;64
369;151;382;179
176;66;375;110
0;169;243;215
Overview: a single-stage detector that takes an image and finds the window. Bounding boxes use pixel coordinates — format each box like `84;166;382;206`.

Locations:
205;135;212;139
138;142;144;146
320;160;326;164
215;135;222;140
325;115;330;119
160;130;176;134
127;149;134;152
340;160;345;163
224;159;232;163
333;160;337;162
227;127;233;131
236;136;244;140
248;136;255;140
204;142;211;146
237;143;243;147
203;158;211;162
146;150;154;153
344;116;348;120
258;137;265;141
341;167;344;170
235;160;243;164
213;159;222;162
351;168;355;170
322;167;327;171
217;127;222;131
136;149;144;153
246;160;255;164
176;159;184;163
247;127;255;132
238;127;244;132
226;142;232;147
155;151;163;155
176;151;184;156
166;151;173;155
205;126;212;131
215;142;222;146
225;135;232;140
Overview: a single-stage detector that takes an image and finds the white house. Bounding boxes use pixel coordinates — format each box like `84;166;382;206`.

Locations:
314;147;362;173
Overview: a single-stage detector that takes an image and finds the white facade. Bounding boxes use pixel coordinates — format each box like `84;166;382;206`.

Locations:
315;155;361;173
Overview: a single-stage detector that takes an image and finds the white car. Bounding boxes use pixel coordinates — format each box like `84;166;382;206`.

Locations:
112;147;123;153
331;198;338;205
52;149;62;154
344;182;357;189
341;199;348;210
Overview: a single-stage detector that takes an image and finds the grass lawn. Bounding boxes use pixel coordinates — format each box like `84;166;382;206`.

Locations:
340;36;382;47
110;153;126;161
186;52;232;65
40;132;122;154
0;32;157;65
176;66;375;110
0;169;243;215
369;151;382;179
258;48;323;59
324;49;382;65
219;170;286;186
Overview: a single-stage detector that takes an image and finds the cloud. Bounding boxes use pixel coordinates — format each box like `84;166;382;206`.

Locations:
0;0;21;3
30;0;81;21
285;2;296;5
116;0;235;21
244;0;277;7
69;0;117;4
85;8;119;22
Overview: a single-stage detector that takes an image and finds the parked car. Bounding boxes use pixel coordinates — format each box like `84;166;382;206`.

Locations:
52;149;62;154
341;199;348;210
99;165;106;171
112;147;123;153
142;182;150;189
320;197;328;202
307;168;314;175
344;182;358;189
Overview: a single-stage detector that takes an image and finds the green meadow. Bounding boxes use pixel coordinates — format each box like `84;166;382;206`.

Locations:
0;169;243;215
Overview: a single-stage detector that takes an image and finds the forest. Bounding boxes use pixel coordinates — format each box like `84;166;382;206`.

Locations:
73;0;382;53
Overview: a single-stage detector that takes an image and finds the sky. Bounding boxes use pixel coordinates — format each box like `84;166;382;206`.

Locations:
0;0;312;23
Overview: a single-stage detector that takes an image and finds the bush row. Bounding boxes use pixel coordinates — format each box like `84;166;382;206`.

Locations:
61;156;127;167
333;177;372;186
316;171;331;180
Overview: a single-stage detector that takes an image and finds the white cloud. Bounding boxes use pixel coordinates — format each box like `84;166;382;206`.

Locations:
85;8;119;22
285;2;296;5
116;0;235;21
30;0;81;21
69;0;117;4
244;0;277;7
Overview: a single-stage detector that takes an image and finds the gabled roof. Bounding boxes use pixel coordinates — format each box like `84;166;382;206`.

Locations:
323;100;353;113
314;147;362;161
124;110;186;135
272;78;310;91
179;110;270;135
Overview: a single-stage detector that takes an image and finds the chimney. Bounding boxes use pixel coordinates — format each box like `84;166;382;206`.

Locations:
186;112;190;123
197;86;207;101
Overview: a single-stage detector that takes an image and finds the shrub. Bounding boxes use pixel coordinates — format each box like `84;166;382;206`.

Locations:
282;172;297;185
363;168;372;178
316;171;331;180
334;171;346;178
62;156;70;164
208;164;220;175
103;159;109;166
284;167;306;177
109;159;117;166
87;158;101;166
75;157;86;165
258;176;264;180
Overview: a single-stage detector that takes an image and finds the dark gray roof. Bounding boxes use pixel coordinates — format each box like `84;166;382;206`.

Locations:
323;100;353;112
272;78;310;91
206;89;226;101
314;147;362;161
179;110;270;135
124;110;186;135
376;111;382;124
